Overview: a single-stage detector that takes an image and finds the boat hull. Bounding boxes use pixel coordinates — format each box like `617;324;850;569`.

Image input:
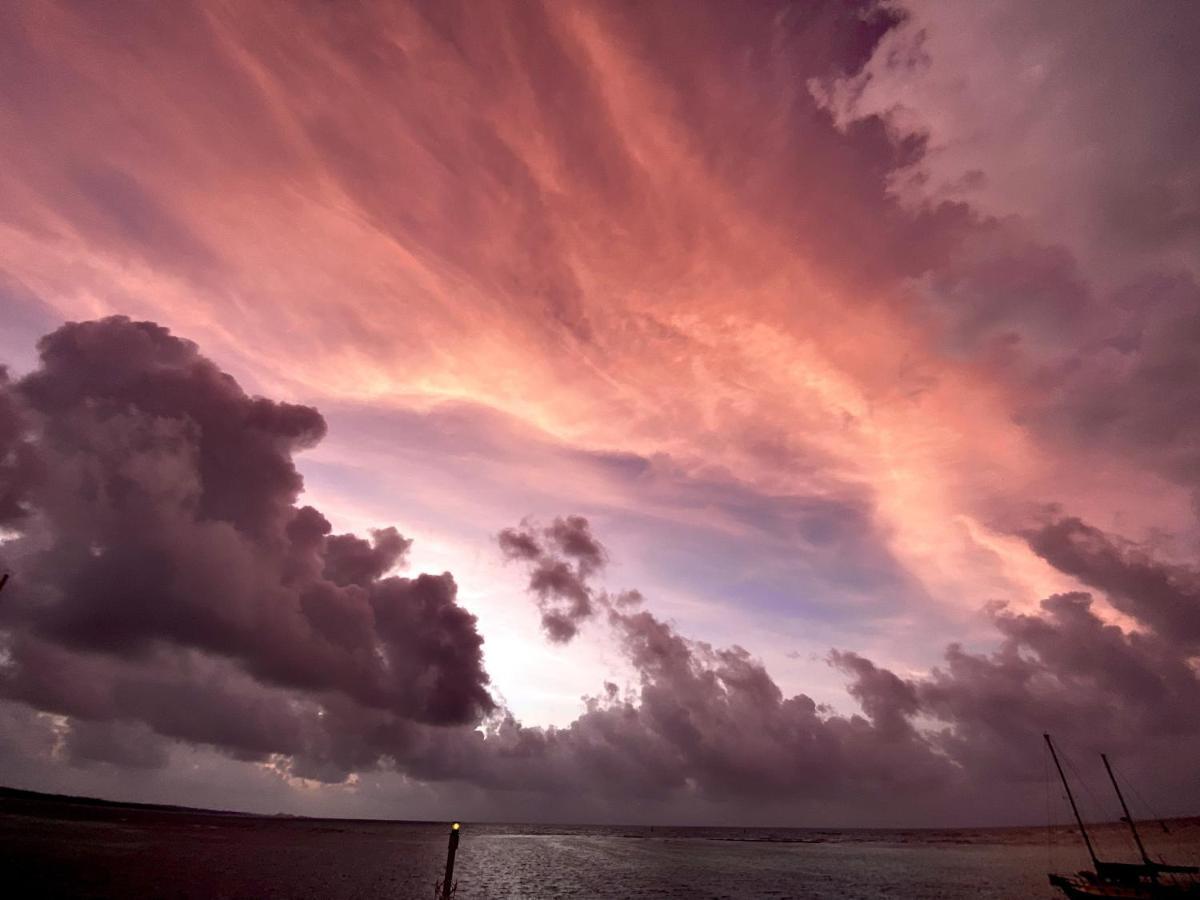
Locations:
1050;873;1200;899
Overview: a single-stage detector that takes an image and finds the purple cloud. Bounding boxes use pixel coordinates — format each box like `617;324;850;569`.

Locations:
0;317;493;742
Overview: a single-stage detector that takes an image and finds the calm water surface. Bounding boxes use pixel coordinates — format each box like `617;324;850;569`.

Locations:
2;791;1197;899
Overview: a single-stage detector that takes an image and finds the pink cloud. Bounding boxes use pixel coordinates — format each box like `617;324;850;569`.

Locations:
0;0;1198;822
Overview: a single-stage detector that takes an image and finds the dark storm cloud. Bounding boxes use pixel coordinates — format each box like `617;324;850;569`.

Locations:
63;719;172;771
1;319;955;809
490;519;951;803
825;0;1200;282
491;515;1200;818
0;365;37;524
912;589;1200;800
828;650;919;739
498;515;609;642
0;317;493;749
1022;514;1200;650
914;224;1096;363
818;2;1200;509
1025;273;1200;499
322;526;412;588
2;319;1198;822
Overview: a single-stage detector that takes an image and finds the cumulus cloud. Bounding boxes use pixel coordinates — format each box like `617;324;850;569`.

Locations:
498;515;609;641
0;365;37;524
1022;515;1200;650
492;513;1200;819
455;602;952;808
0;311;1196;823
0;316;493;782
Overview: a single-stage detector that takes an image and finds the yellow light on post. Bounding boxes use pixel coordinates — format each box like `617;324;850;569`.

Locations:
441;821;462;900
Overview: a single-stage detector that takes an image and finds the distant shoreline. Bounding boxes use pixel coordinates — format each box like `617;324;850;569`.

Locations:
0;784;437;826
3;784;1196;833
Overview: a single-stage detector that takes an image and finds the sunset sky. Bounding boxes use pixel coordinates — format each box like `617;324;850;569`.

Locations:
1;0;1199;827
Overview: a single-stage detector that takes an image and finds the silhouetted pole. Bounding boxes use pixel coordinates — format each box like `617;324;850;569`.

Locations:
1101;753;1152;867
1044;733;1100;870
440;822;460;900
0;573;8;594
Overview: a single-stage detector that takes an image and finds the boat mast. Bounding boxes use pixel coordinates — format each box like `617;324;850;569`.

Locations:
1044;733;1100;870
1101;753;1152;867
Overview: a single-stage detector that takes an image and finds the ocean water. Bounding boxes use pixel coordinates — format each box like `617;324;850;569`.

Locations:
2;790;1197;899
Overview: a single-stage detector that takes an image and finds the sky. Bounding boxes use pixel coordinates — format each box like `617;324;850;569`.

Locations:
0;0;1198;827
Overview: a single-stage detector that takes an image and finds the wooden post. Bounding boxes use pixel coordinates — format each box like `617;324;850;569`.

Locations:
440;822;460;900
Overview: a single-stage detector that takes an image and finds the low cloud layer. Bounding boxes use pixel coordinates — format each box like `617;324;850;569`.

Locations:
490;514;1200;820
0;318;1198;823
0;321;1190;825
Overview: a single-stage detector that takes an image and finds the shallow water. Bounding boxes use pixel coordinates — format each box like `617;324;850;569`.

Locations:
2;791;1197;899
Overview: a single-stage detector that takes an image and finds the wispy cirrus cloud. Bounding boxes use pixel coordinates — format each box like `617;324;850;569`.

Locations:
0;0;1198;822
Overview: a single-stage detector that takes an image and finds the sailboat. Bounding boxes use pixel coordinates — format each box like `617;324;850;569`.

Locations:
1044;734;1200;898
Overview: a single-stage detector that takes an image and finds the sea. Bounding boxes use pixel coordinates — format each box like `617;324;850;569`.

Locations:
2;788;1197;899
